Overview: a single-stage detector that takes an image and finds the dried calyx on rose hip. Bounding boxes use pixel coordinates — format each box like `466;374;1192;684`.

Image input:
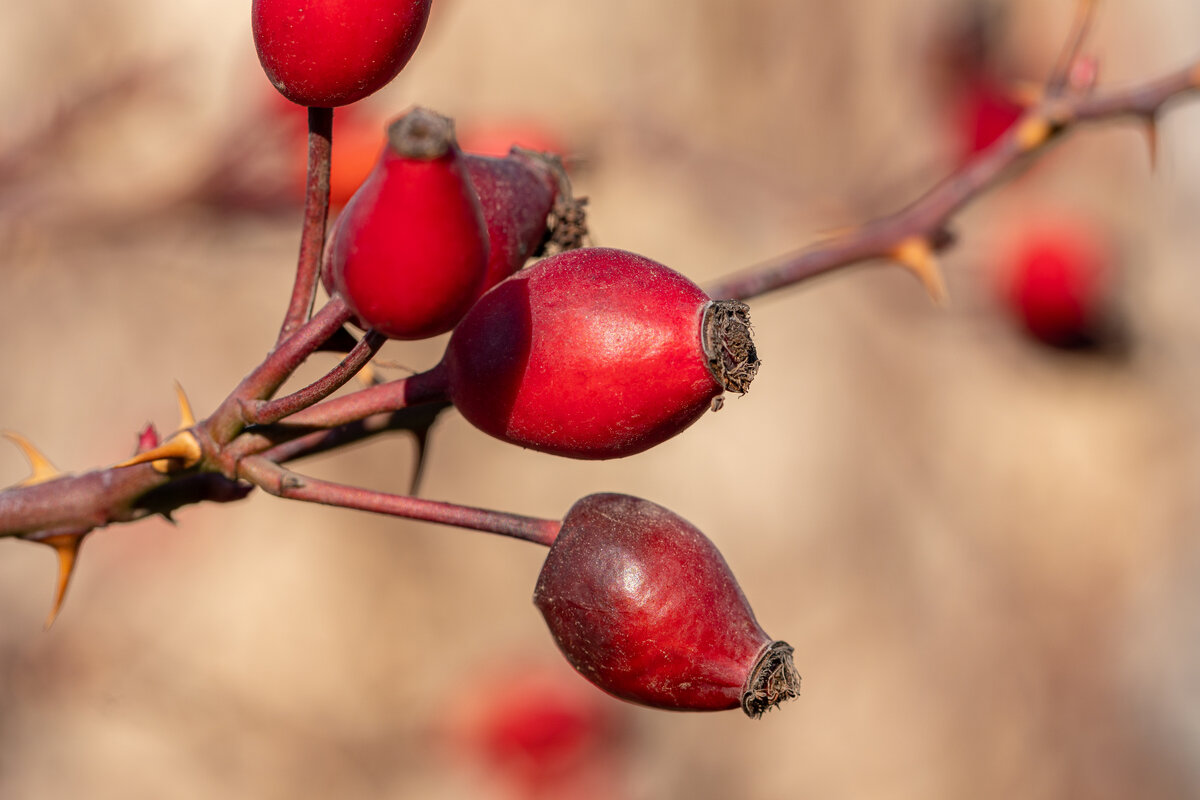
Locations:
252;0;432;107
464;148;587;299
534;493;799;718
327;108;489;340
443;247;759;459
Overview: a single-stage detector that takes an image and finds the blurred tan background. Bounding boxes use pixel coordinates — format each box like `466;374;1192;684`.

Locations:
3;1;1200;798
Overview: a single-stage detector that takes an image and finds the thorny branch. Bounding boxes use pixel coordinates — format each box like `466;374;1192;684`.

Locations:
1;41;1198;622
704;58;1200;302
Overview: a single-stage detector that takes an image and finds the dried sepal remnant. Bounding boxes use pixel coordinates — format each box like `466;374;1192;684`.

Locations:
742;640;802;718
702;300;760;395
544;194;590;256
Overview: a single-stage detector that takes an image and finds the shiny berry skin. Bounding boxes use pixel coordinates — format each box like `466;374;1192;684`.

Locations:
443;247;760;459
327;108;489;340
251;0;432;108
464;150;559;295
534;493;800;717
1000;221;1112;349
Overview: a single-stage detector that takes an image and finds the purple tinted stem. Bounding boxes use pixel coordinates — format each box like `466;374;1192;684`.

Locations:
241;330;387;425
238;456;560;546
280;361;451;429
279;105;334;342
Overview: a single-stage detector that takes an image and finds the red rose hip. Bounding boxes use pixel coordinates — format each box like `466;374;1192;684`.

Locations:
327;108;489;339
999;219;1113;349
443;247;759;459
252;0;432;107
464;150;561;295
534;493;800;717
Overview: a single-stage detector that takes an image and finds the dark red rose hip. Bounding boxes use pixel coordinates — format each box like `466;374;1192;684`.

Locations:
443;247;759;459
534;493;800;717
464;150;558;294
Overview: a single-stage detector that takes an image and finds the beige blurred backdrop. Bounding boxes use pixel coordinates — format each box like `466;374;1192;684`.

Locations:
3;1;1200;798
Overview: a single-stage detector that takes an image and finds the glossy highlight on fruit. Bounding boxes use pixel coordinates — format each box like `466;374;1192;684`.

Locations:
443;247;760;459
252;0;432;107
327;108;489;340
534;493;800;717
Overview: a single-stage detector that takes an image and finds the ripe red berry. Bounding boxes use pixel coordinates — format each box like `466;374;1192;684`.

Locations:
251;0;432;108
442;247;759;459
534;493;800;717
464;149;565;295
957;77;1023;156
326;108;489;340
998;219;1112;349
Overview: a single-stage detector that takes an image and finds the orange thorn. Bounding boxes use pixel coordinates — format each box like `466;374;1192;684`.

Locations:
1142;115;1160;171
3;431;61;486
890;237;949;305
41;533;86;629
113;430;203;472
408;427;431;496
174;381;196;428
1015;116;1053;152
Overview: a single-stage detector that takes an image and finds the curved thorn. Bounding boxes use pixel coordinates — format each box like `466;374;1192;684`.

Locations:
357;362;379;387
113;430;203;471
3;430;61;486
408;427;432;496
174;381;196;428
1142;114;1160;171
890;237;949;305
42;533;86;629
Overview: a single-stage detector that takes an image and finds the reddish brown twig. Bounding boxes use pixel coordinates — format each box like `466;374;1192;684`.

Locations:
278;106;334;341
1046;0;1099;97
273;362;451;429
205;296;353;445
240;329;387;426
705;58;1200;302
237;456;560;546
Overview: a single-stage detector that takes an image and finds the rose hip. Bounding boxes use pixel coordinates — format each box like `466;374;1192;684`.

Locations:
326;108;489;340
464;150;560;295
251;0;432;108
534;493;800;717
443;247;759;459
998;219;1113;349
